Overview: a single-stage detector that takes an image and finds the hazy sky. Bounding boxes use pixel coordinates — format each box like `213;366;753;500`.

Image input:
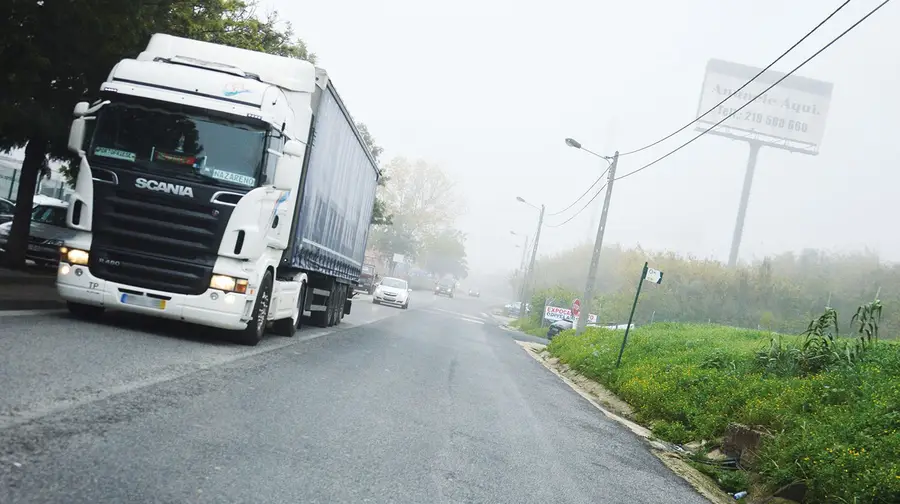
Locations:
264;0;899;275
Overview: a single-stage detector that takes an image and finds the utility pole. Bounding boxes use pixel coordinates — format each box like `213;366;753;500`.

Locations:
521;205;545;312
519;235;530;272
576;151;618;335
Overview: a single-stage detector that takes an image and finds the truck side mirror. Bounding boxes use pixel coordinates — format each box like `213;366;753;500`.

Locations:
68;118;86;156
73;101;90;118
282;140;305;157
273;140;305;190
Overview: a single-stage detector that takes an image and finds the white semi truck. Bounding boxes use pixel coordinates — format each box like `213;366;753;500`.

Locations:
57;34;380;345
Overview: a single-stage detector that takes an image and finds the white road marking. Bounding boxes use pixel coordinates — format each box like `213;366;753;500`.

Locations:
420;308;486;325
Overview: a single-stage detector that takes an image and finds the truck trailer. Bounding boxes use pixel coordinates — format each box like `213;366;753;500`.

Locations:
57;34;379;345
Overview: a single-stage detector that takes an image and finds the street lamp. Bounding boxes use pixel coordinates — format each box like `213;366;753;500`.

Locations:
566;137;612;163
564;137;620;335
515;197;545;317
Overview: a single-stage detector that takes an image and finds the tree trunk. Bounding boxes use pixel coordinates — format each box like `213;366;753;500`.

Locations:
3;138;47;268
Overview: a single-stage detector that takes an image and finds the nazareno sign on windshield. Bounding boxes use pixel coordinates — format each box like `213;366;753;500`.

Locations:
695;58;834;149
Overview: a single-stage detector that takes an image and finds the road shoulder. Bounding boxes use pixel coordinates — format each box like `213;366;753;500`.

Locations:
517;340;733;504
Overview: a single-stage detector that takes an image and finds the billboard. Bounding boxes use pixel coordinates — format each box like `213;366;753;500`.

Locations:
696;59;834;149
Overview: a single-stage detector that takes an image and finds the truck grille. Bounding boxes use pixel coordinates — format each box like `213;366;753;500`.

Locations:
90;187;226;295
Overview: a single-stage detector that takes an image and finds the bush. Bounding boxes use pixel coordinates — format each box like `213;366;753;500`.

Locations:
547;315;900;502
510;317;547;338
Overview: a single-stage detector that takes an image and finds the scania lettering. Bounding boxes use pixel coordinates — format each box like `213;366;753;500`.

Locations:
134;177;195;197
57;34;380;345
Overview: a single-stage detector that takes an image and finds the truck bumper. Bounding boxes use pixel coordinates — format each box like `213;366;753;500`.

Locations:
56;263;252;330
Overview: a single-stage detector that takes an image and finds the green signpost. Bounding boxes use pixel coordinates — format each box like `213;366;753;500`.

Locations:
615;261;664;368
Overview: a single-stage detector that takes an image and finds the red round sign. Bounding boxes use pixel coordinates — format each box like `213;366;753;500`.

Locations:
572;298;581;317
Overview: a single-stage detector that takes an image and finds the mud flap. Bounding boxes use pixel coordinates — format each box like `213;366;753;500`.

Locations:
344;297;352;315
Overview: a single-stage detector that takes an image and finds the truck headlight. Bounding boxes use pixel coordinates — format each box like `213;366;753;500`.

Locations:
60;247;90;266
210;274;249;293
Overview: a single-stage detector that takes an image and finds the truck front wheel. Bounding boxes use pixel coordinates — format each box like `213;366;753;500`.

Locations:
233;271;273;346
272;282;305;337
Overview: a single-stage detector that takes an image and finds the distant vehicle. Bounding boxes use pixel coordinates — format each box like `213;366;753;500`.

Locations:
434;278;455;298
0;197;13;225
505;301;532;317
0;201;75;268
468;288;480;297
358;263;377;294
373;277;411;309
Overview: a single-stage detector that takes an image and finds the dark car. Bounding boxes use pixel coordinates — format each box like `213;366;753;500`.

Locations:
358;263;376;294
546;319;574;340
434;281;455;298
0;197;14;225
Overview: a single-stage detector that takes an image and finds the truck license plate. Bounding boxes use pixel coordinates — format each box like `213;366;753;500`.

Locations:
120;293;166;310
26;244;42;252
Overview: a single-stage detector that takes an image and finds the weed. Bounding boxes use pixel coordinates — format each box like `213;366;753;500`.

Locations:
547;313;900;502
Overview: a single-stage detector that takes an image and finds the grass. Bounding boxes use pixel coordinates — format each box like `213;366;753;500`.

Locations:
547;322;900;503
508;317;549;338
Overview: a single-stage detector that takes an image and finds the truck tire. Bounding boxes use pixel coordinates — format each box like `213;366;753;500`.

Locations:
272;282;305;337
233;270;273;346
67;301;104;320
311;286;331;328
330;285;342;326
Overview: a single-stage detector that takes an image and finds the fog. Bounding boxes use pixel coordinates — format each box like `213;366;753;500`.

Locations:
265;0;898;278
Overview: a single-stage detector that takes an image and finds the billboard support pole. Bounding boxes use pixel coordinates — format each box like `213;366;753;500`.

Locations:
727;140;762;268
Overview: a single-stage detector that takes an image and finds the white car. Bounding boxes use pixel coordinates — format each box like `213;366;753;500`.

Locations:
372;277;411;309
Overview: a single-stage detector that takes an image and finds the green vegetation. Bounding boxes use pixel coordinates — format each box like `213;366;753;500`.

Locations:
521;244;900;338
509;317;546;338
546;303;900;503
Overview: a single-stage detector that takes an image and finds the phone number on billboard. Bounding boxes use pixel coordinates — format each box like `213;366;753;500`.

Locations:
715;106;811;133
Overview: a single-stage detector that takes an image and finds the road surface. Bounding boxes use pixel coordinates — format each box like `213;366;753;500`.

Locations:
0;292;707;503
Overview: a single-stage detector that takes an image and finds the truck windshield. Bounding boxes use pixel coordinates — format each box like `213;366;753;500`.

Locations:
88;99;266;189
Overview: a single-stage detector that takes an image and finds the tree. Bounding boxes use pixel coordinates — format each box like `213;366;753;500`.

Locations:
355;121;391;226
0;0;312;267
367;157;463;262
421;229;468;279
525;243;900;336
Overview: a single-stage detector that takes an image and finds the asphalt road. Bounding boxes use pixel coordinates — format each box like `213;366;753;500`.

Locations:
0;292;707;504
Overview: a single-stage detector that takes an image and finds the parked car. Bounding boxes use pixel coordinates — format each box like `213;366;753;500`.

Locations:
358;263;377;294
0;197;14;225
372;277;411;309
505;301;531;317
0;200;75;267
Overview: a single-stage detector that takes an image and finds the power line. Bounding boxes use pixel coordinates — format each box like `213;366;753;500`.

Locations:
618;0;852;158
546;182;608;228
615;0;891;182
547;165;610;217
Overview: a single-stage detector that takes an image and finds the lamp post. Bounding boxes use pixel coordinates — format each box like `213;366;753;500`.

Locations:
515;197;544;316
565;137;619;335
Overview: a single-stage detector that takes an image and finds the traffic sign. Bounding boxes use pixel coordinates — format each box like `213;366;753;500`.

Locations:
572;298;581;317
